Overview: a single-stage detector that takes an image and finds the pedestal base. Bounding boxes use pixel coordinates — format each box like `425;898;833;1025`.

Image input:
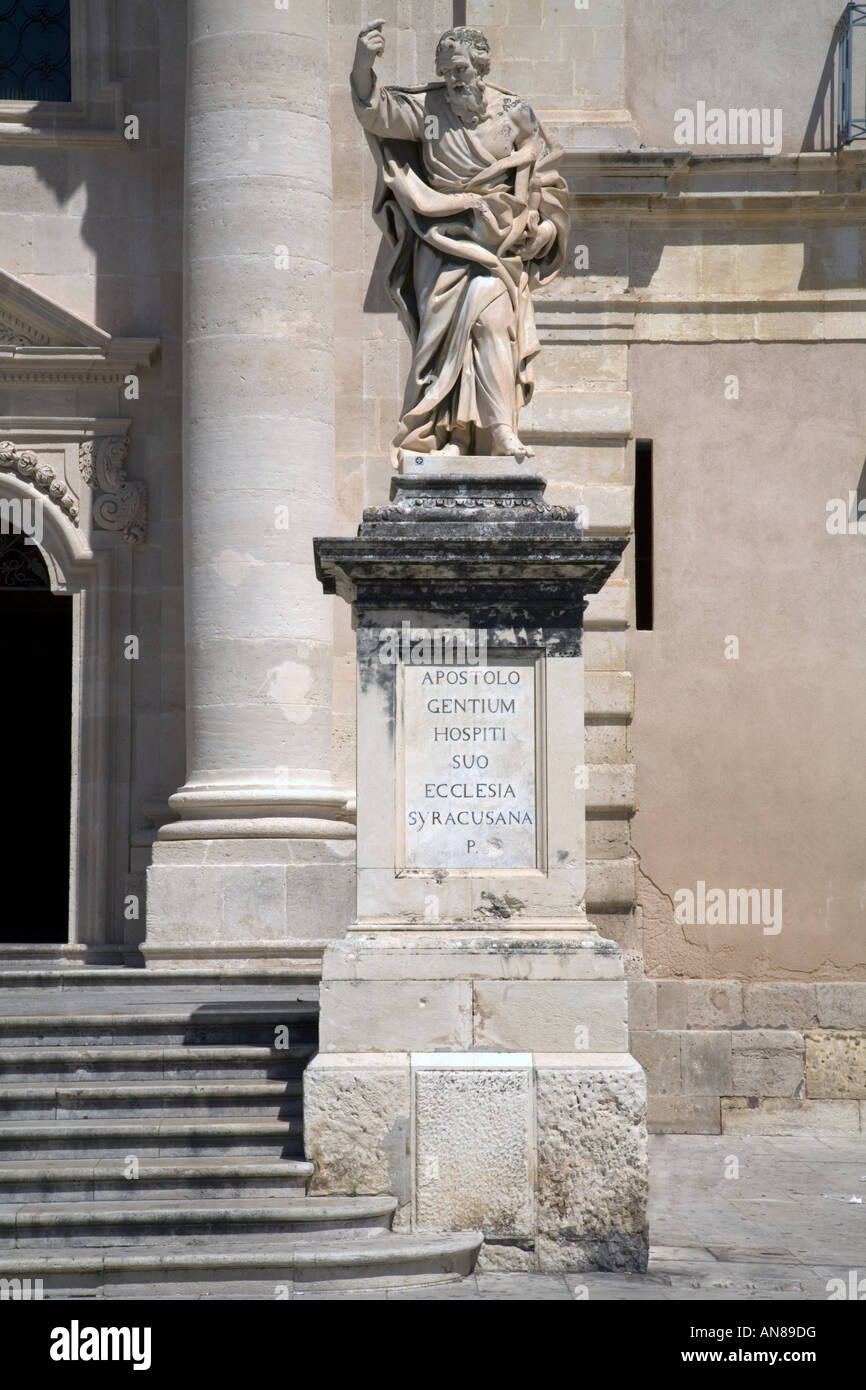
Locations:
304;1050;648;1272
310;465;644;1269
304;928;649;1271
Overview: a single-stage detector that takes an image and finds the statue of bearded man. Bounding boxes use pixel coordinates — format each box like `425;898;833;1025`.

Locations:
351;20;568;461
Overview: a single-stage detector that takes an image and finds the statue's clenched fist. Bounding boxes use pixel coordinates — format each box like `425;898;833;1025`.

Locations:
355;19;385;70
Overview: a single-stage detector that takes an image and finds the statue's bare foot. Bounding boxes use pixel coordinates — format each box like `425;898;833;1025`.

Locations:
491;424;534;459
434;426;471;457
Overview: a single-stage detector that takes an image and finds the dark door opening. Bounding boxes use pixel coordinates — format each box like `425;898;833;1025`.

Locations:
0;537;72;942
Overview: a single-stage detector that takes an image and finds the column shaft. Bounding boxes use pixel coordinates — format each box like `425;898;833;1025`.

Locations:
146;0;354;964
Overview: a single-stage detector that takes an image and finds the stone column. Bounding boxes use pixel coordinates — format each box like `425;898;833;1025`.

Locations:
145;0;354;967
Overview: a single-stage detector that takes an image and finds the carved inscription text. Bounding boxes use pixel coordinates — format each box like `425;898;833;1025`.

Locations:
403;659;537;870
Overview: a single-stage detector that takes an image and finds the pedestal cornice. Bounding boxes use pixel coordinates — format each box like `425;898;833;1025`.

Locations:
315;471;627;611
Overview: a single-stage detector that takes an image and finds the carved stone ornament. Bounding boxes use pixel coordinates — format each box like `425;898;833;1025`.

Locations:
79;435;147;544
0;319;39;346
0;440;79;523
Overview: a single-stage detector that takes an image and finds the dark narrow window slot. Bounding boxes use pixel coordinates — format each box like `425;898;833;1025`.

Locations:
634;439;654;631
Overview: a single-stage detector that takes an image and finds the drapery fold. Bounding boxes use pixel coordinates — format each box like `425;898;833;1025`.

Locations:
353;78;569;460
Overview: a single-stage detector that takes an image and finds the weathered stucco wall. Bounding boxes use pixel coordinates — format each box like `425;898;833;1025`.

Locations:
629;340;866;982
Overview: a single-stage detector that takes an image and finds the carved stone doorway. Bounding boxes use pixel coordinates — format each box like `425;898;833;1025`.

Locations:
0;535;72;943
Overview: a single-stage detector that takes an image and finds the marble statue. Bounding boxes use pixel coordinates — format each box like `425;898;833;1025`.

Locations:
351;21;568;461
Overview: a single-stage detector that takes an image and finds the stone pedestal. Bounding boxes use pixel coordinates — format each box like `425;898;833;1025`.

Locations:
309;463;648;1271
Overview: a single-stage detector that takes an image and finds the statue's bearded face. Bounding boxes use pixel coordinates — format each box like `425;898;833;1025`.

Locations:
437;42;486;122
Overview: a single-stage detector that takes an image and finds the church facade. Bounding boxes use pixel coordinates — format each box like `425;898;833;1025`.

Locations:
1;0;864;1156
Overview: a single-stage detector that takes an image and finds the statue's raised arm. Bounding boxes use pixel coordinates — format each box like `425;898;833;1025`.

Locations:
351;23;568;462
351;18;385;105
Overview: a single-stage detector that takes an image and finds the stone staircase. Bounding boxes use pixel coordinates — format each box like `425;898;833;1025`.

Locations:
0;965;480;1297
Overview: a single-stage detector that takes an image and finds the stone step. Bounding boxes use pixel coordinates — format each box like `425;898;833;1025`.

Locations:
0;1157;313;1203
0;1000;319;1019
0;1118;302;1160
0;1230;483;1295
0;1194;398;1247
0;946;126;969
0;1006;318;1049
0;1045;314;1082
0;968;320;993
0;1081;302;1121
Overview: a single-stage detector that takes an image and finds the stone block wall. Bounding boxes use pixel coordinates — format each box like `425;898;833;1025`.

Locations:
628;980;866;1135
466;0;627;114
528;332;635;965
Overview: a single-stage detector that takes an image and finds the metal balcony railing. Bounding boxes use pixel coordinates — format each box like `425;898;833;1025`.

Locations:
838;2;866;145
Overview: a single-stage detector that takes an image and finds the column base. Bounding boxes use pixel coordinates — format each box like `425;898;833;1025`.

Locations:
144;836;355;967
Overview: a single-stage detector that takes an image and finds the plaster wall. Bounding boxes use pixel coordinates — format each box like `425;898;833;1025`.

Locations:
625;0;848;155
628;340;866;983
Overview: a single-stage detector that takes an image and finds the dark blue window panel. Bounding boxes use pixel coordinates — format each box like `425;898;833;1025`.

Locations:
0;1;71;103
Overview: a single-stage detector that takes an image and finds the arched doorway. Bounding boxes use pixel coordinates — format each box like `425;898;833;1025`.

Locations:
0;533;72;942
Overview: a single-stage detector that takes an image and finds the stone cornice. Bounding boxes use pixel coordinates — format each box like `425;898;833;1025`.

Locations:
0;122;127;150
0;342;161;385
534;290;866;344
538;289;866;313
562;147;866;215
316;472;626;612
0;270;160;383
0;268;111;346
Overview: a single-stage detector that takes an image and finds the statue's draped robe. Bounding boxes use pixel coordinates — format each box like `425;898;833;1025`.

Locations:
352;77;568;458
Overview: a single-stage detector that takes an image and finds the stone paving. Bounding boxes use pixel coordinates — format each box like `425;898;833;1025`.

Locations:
290;1134;866;1300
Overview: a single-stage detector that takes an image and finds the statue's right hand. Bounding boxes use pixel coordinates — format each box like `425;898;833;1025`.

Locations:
355;20;386;70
